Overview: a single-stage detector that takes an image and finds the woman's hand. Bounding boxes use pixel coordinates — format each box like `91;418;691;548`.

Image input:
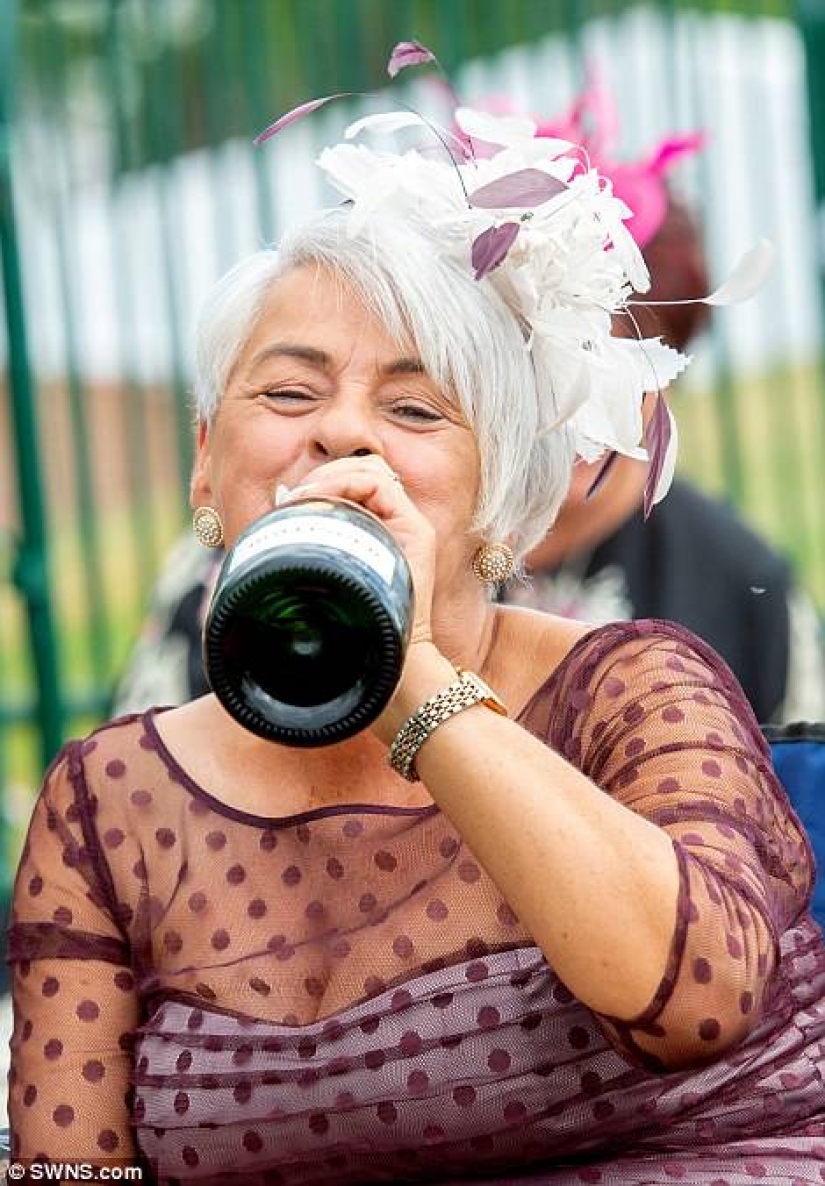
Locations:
279;455;437;649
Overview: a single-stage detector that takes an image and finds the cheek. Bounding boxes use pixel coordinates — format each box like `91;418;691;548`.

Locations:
215;416;300;484
450;447;481;517
407;447;479;529
209;424;303;530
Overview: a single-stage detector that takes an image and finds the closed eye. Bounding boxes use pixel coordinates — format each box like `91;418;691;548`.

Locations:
263;389;315;404
392;402;442;423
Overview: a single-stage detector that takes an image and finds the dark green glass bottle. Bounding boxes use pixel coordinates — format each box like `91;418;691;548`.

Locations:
203;498;414;745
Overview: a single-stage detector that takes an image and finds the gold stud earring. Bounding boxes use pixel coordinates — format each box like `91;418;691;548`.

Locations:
472;542;514;584
193;506;224;549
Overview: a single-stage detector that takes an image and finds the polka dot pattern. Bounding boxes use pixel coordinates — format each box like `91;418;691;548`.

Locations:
7;624;824;1179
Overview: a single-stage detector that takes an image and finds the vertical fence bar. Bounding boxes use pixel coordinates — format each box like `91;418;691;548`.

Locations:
657;1;717;493
291;0;329;98
103;0;165;617
41;9;113;701
798;0;825;606
204;0;242;272
562;0;587;91
0;0;64;777
143;0;194;506
238;0;277;245
685;6;746;508
0;587;20;898
433;0;470;74
332;0;367;90
749;2;819;589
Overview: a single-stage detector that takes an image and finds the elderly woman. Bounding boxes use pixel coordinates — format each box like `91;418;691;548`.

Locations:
7;80;825;1184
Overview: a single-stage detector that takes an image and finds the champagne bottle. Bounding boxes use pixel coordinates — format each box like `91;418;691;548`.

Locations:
203;498;414;745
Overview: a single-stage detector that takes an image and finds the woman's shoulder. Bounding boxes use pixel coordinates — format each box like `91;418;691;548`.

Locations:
499;604;719;671
508;611;769;769
65;707;166;759
557;616;737;674
41;708;170;801
500;609;748;720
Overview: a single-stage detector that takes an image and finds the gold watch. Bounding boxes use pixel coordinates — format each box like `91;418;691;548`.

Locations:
388;669;507;782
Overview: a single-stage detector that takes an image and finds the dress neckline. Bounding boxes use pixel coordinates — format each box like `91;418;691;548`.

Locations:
140;622;606;829
141;705;442;829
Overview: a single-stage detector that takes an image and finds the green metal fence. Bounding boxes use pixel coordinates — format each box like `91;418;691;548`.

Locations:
2;0;825;897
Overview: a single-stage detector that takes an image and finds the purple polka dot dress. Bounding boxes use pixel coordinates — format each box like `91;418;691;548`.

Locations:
8;622;825;1183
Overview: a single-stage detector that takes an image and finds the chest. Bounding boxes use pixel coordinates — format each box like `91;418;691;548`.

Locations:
125;792;528;1023
222;748;435;817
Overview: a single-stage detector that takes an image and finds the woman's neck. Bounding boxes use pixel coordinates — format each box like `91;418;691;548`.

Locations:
429;583;500;679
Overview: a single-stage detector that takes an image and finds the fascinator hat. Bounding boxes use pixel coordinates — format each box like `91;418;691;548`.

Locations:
255;41;773;516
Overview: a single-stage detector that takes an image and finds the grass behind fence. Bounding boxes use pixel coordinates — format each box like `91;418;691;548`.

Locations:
0;493;184;881
677;358;825;608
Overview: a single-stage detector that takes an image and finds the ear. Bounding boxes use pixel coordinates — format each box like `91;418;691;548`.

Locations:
189;420;214;509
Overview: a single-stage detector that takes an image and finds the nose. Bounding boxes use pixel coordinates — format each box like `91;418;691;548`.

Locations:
309;395;384;463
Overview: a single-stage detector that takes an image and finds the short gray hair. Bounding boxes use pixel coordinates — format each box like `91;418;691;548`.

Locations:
192;208;575;563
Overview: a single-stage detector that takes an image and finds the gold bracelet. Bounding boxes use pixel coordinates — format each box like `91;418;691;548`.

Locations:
388;670;507;782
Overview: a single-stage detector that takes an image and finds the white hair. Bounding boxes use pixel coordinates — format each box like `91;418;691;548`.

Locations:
192;208;575;563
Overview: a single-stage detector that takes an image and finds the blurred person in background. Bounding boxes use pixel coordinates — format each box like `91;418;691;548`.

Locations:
503;85;825;725
111;529;219;710
7;46;825;1178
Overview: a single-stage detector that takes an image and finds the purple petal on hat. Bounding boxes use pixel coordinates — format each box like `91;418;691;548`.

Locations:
387;41;436;79
471;222;520;280
469;169;567;209
643;393;672;518
254;95;349;145
585;450;619;500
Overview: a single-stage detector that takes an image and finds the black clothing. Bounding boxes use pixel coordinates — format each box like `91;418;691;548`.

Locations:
519;479;793;723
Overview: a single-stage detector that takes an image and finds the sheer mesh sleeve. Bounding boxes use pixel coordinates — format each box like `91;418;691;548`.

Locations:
523;620;815;1071
7;743;139;1161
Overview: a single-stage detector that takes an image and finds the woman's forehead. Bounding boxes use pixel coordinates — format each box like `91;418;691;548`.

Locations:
243;265;423;371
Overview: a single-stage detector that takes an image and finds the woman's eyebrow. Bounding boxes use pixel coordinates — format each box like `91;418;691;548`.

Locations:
247;343;331;372
383;357;425;376
246;344;425;377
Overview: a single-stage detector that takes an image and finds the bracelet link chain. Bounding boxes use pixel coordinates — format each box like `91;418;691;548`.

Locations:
388;670;507;782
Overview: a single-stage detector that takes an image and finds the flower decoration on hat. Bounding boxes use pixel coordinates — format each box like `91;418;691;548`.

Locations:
255;40;774;515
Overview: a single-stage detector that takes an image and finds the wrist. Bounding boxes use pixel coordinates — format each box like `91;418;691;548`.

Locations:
372;641;456;746
387;666;508;782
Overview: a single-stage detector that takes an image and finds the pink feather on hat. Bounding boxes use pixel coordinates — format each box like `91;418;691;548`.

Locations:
533;76;704;247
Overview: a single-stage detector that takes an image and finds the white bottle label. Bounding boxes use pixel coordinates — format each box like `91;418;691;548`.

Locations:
227;514;397;585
